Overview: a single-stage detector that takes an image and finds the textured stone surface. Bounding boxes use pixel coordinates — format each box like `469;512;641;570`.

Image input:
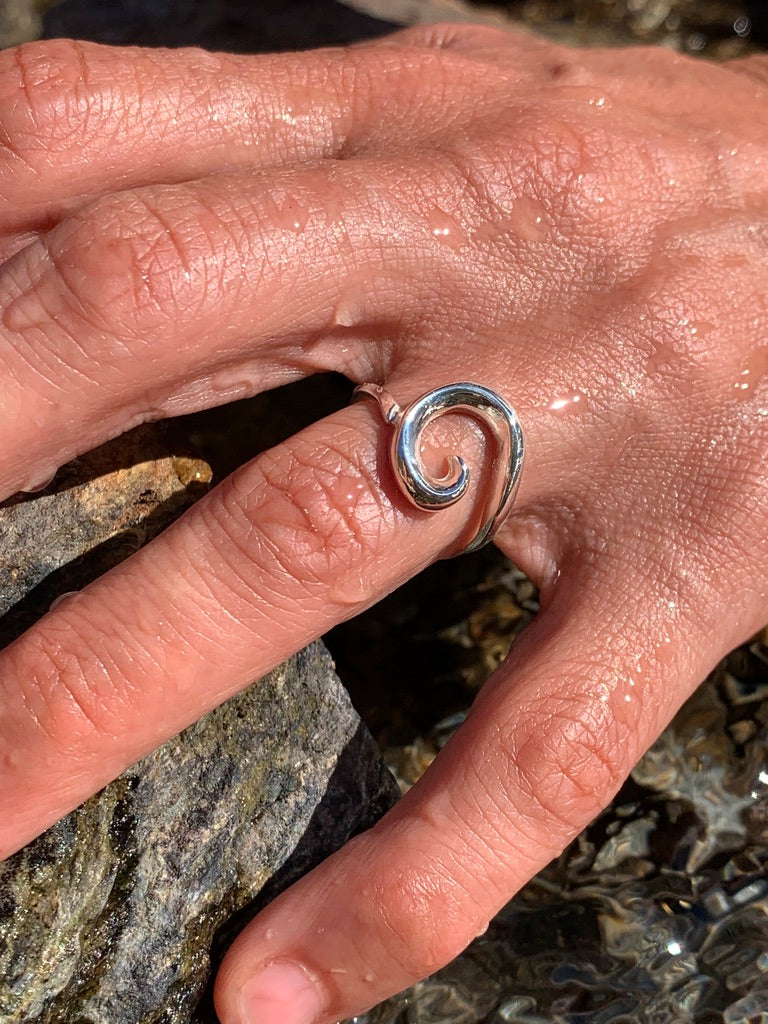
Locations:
0;424;211;629
0;643;397;1024
0;0;42;47
0;425;399;1023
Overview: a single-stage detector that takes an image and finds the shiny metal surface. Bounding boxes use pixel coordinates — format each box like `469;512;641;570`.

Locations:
354;381;524;553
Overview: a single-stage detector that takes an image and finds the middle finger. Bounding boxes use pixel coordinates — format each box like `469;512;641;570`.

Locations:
0;36;528;234
0;157;465;496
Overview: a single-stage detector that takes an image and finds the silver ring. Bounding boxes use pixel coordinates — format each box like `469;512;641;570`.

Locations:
353;381;524;554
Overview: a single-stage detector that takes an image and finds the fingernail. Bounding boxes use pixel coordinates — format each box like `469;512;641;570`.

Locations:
237;960;324;1024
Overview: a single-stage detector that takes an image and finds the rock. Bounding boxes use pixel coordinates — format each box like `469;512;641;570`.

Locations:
0;424;211;640
0;643;397;1024
0;0;42;48
0;425;399;1023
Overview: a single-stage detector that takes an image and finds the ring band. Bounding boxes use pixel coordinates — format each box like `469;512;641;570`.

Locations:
353;381;524;554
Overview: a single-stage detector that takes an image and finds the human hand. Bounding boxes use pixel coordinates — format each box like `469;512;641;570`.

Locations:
0;24;766;1024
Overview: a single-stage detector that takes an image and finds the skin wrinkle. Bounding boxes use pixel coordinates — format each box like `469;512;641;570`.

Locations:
366;852;476;978
38;214;163;345
254;443;381;583
508;708;628;837
2;246;108;390
191;449;392;629
164;550;303;687
435;767;532;891
12;45;44;135
22;628;112;741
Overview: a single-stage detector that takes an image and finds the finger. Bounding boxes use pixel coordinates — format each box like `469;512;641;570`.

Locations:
1;93;725;502
0;389;505;858
0;155;459;496
211;551;726;1024
0;33;522;233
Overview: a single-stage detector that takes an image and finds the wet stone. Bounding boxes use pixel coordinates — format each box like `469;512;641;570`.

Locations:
0;644;398;1024
0;424;211;630
0;425;399;1023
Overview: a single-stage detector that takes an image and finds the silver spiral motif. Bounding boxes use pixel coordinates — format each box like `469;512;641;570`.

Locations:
354;381;524;553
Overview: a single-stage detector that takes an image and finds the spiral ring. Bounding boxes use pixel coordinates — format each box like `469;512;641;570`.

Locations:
353;381;524;554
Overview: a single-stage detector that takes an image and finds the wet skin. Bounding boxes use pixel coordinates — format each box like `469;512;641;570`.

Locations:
0;23;767;1024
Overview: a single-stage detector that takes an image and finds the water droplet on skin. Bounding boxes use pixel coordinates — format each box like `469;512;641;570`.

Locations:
330;476;365;510
332;293;363;328
328;572;369;608
426;207;467;250
656;634;674;669
548;389;586;413
364;972;376;984
276;107;297;127
264;191;310;233
321;191;345;226
21;465;58;493
647;340;677;374
688;320;715;348
2;293;37;333
210;367;259;401
592;682;611;704
49;590;80;612
508;197;550;243
733;345;768;400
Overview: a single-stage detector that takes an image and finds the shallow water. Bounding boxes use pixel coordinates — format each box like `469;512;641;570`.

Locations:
501;0;766;57
349;604;768;1024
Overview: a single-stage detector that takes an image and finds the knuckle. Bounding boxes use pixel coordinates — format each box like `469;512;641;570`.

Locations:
40;188;211;340
251;440;388;590
16;617;114;743
432;106;607;254
0;40;93;168
200;437;389;602
503;685;634;843
449;107;591;201
367;848;478;976
388;22;512;52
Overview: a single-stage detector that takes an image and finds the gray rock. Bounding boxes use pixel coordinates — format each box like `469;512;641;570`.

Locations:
0;426;399;1023
0;0;42;48
0;424;211;625
0;643;397;1024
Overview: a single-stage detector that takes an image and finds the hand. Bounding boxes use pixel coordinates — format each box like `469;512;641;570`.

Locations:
1;24;767;1024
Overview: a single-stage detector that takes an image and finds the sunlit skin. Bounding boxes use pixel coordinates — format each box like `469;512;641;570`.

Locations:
0;23;767;1024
